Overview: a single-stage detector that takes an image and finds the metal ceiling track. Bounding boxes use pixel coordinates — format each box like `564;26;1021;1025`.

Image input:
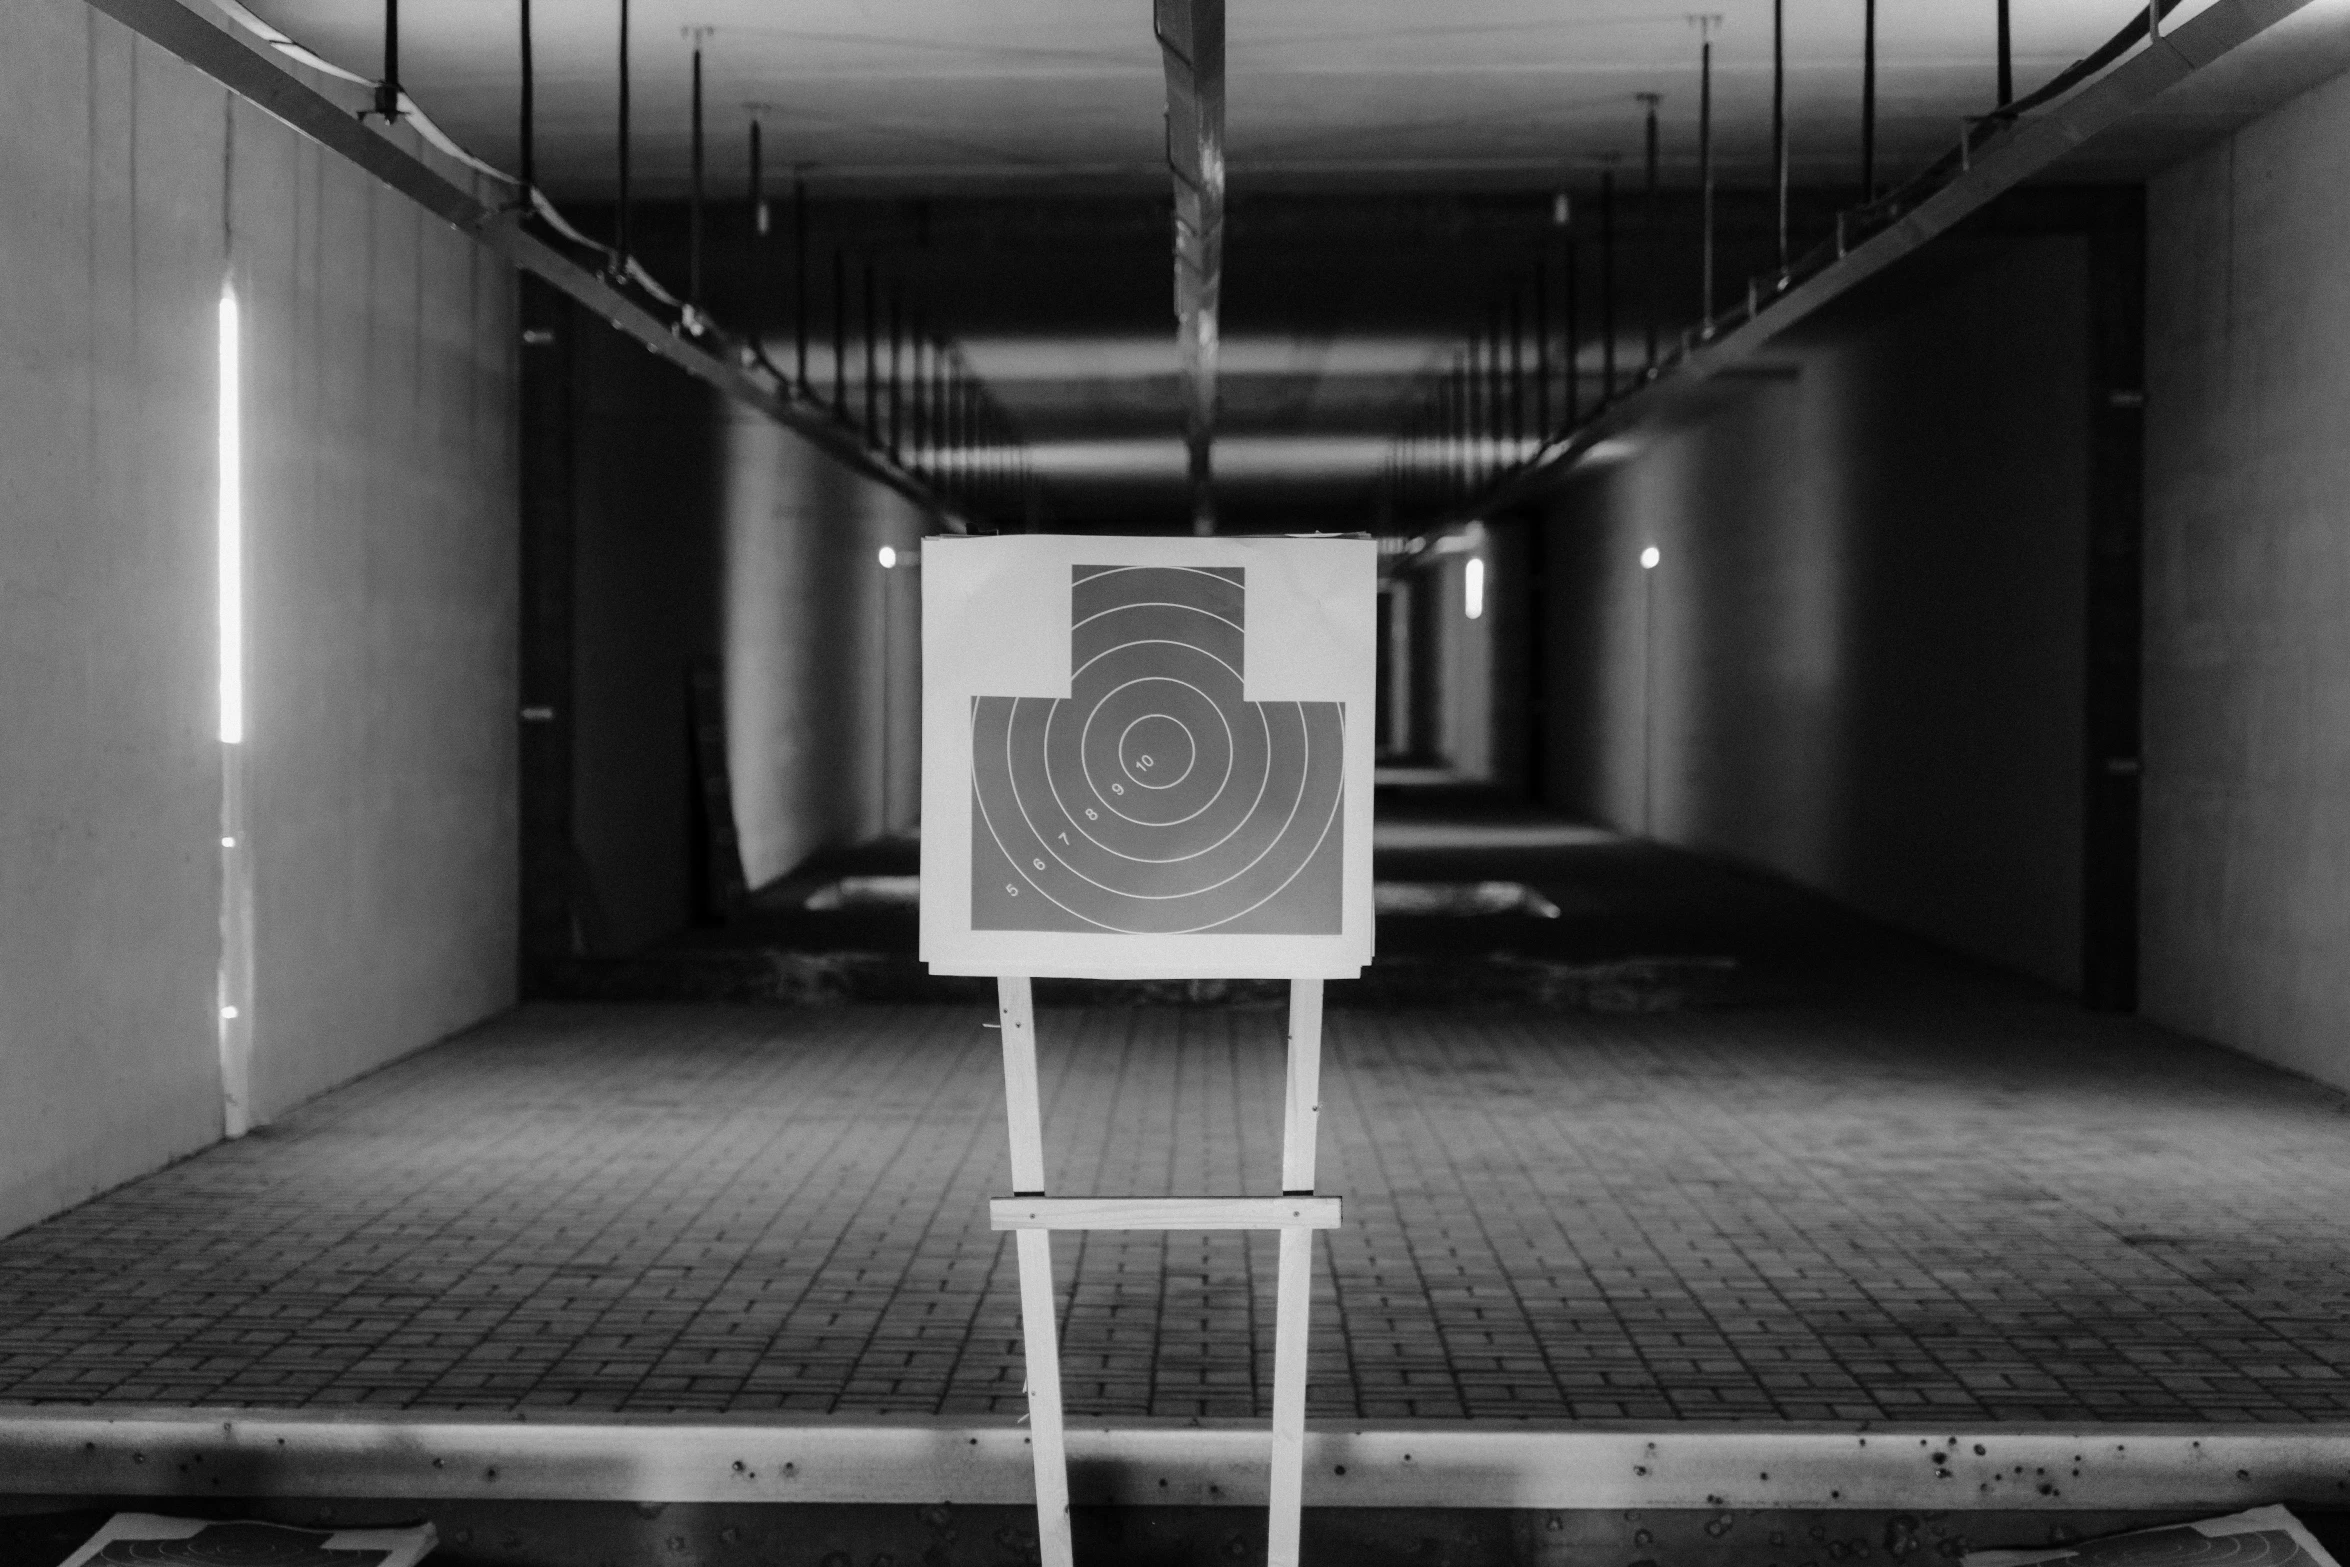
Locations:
1445;0;2318;528
1155;0;1225;536
83;0;971;533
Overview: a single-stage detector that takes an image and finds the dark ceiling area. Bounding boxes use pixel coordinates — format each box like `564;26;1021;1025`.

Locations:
609;184;1863;534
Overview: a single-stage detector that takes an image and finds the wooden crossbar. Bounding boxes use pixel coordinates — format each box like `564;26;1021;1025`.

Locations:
991;1196;1340;1231
994;974;1330;1567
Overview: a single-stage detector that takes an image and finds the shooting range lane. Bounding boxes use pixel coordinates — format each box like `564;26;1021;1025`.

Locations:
5;982;2350;1428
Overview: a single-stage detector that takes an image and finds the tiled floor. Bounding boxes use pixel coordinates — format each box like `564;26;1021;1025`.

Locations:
6;992;2350;1423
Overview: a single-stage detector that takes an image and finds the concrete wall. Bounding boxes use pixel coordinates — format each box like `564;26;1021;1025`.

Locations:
2141;70;2350;1086
1427;550;1497;782
720;406;928;890
237;94;519;1122
0;0;517;1236
1537;236;2091;989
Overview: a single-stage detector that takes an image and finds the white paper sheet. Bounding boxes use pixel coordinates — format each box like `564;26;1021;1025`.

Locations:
920;534;1376;978
1965;1505;2340;1567
57;1512;437;1566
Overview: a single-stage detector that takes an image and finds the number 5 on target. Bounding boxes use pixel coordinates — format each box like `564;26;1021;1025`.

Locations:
919;534;1376;980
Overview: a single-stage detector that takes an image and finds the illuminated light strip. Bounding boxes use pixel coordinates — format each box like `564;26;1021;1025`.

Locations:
217;287;243;747
216;282;254;1139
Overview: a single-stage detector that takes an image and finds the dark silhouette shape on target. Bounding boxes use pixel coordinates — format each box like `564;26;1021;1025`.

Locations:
971;565;1345;934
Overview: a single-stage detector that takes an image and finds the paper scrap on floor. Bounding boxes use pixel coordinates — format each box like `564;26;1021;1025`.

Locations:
1966;1505;2336;1567
804;874;921;909
1373;880;1562;918
57;1513;436;1566
806;875;1563;919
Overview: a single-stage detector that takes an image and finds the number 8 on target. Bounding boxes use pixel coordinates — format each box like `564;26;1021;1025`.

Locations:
920;534;1376;981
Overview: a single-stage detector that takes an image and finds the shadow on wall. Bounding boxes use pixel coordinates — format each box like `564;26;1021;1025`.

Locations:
1537;231;2097;993
555;316;931;959
567;322;722;957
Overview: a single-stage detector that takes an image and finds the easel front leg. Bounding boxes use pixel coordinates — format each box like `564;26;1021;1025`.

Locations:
1267;1225;1314;1567
997;977;1074;1567
1267;978;1327;1567
1014;1227;1073;1567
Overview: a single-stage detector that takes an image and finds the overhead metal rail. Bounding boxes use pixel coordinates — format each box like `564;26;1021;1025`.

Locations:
86;0;980;532
1396;0;2320;533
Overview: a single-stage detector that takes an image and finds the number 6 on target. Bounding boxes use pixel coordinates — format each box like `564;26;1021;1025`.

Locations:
919;534;1377;980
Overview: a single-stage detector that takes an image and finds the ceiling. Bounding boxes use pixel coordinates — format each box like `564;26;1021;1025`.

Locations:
251;0;2350;531
251;0;2241;196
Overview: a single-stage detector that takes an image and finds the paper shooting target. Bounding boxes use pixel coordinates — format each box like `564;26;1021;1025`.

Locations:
970;565;1345;935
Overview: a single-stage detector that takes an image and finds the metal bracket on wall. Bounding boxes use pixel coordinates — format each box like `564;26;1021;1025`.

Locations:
83;0;971;534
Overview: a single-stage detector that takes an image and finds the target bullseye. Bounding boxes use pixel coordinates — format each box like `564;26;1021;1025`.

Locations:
1119;713;1194;790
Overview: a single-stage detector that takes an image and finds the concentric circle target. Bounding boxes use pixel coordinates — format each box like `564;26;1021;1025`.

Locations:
972;564;1346;936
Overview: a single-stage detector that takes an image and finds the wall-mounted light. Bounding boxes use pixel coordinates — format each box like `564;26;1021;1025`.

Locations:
1640;545;1661;571
878;545;898;569
1465;557;1486;620
216;279;253;1139
218;287;244;744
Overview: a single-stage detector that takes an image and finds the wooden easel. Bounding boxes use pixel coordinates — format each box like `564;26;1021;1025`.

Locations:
989;975;1338;1567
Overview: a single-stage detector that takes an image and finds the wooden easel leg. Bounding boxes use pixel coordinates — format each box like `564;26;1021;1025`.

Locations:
996;977;1075;1567
1014;1228;1074;1567
1267;978;1327;1567
1267;1225;1314;1567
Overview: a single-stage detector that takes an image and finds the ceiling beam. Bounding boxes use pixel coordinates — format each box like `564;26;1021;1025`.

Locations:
79;0;970;532
1155;0;1224;535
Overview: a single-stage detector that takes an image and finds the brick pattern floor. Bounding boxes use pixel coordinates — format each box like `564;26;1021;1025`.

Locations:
6;997;2350;1422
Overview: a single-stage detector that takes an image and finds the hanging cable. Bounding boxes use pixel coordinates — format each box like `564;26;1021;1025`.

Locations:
794;177;810;394
1533;246;1550;439
1697;16;1720;330
373;0;400;121
518;0;533;192
832;247;848;421
746;119;766;361
1600;167;1618;402
888;283;904;462
1638;93;1660;377
1507;294;1523;460
615;0;632;263
687;29;710;315
1773;0;1789;277
1560;192;1579;427
1997;0;2015;105
863;255;879;447
1861;0;1878;201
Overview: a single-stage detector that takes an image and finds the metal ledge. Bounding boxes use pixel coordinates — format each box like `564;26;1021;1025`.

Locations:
7;1409;2350;1510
